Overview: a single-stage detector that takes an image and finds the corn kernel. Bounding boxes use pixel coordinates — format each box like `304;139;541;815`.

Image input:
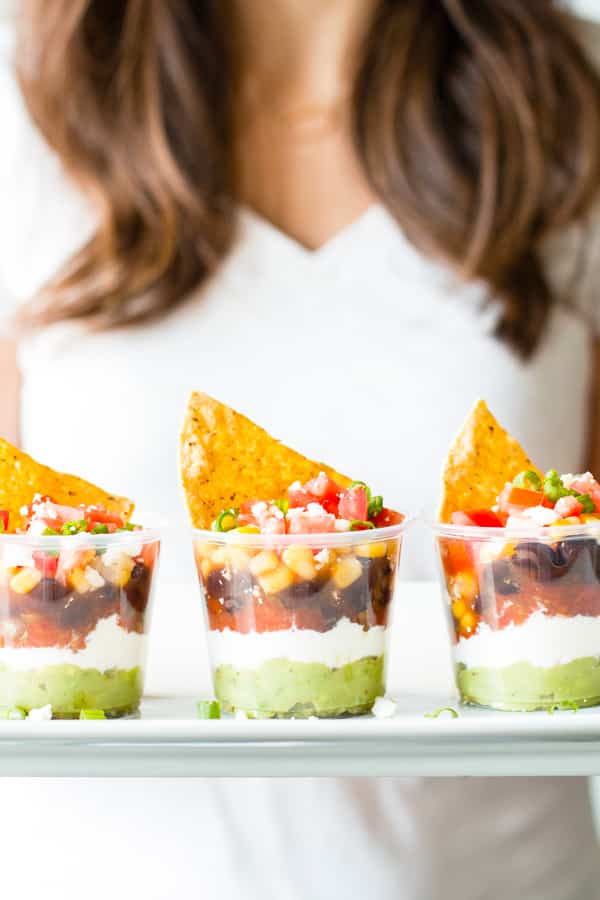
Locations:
10;567;42;595
355;541;387;559
236;525;261;534
581;514;600;523
68;566;91;593
460;611;477;633
211;546;228;566
249;550;280;576
282;545;316;579
227;545;252;570
101;553;134;588
332;556;363;589
451;599;466;620
258;565;295;594
450;571;478;604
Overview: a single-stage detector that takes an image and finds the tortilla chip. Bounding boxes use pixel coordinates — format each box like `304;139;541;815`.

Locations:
0;439;134;532
438;400;541;522
180;392;352;529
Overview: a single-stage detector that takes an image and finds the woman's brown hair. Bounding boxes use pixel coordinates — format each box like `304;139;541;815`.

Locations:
17;0;600;356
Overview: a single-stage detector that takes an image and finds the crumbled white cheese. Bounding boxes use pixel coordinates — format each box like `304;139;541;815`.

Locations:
561;473;577;488
372;697;397;719
523;505;561;526
306;503;327;517
27;704;53;721
251;501;268;517
234;709;248;720
334;519;351;532
288;481;302;491
314;548;331;566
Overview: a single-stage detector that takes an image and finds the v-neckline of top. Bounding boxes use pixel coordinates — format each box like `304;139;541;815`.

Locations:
238;203;389;261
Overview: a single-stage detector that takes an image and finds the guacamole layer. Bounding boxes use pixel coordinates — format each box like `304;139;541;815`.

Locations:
456;657;600;711
214;655;384;718
0;663;142;718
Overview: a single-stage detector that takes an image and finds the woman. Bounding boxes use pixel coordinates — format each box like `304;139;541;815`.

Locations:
1;1;600;898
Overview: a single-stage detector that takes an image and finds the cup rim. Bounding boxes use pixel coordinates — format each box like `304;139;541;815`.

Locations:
430;519;600;540
192;519;410;547
0;528;161;550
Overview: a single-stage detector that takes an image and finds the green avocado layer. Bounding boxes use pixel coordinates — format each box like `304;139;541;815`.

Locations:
0;663;143;718
214;655;384;718
456;657;600;711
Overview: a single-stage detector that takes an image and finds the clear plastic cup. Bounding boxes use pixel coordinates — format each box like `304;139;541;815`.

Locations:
0;529;160;718
433;520;600;710
193;523;406;718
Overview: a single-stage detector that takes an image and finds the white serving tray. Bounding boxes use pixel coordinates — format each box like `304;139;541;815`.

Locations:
1;582;600;777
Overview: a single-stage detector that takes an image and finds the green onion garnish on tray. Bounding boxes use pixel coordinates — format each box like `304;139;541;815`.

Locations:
197;700;221;719
79;709;106;720
424;707;459;719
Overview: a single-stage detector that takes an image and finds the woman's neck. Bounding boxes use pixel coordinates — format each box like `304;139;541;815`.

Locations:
229;0;379;104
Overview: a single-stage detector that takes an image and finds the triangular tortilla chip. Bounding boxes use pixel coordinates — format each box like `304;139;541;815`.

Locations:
0;439;134;532
438;400;541;522
180;392;352;529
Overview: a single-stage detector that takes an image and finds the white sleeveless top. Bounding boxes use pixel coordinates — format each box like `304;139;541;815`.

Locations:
2;19;600;900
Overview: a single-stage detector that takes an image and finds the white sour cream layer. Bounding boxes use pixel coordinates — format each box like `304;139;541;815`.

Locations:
208;617;386;670
0;614;147;672
454;611;600;669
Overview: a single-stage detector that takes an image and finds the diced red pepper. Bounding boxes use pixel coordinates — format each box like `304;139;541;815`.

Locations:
497;485;544;512
0;510;8;532
452;509;504;528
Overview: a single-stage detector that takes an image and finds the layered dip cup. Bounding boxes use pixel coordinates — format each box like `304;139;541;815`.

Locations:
194;522;405;718
0;526;160;717
433;519;600;711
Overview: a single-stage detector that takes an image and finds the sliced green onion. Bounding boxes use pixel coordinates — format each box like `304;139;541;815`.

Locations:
543;470;568;503
349;481;371;501
513;469;542;491
367;495;383;519
274;498;289;515
197;699;221;720
576;493;595;514
424;706;459;719
349;520;375;531
42;527;60;536
91;524;110;534
79;709;106;720
213;508;240;532
61;519;88;536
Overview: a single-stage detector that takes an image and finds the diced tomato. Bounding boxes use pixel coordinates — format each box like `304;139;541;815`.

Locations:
288;474;341;514
238;500;286;534
554;495;583;519
32;551;59;579
0;510;9;532
451;509;504;528
338;486;368;522
83;506;125;528
371;507;404;528
440;538;473;576
287;510;336;534
569;473;600;513
141;541;159;569
497;484;544;512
